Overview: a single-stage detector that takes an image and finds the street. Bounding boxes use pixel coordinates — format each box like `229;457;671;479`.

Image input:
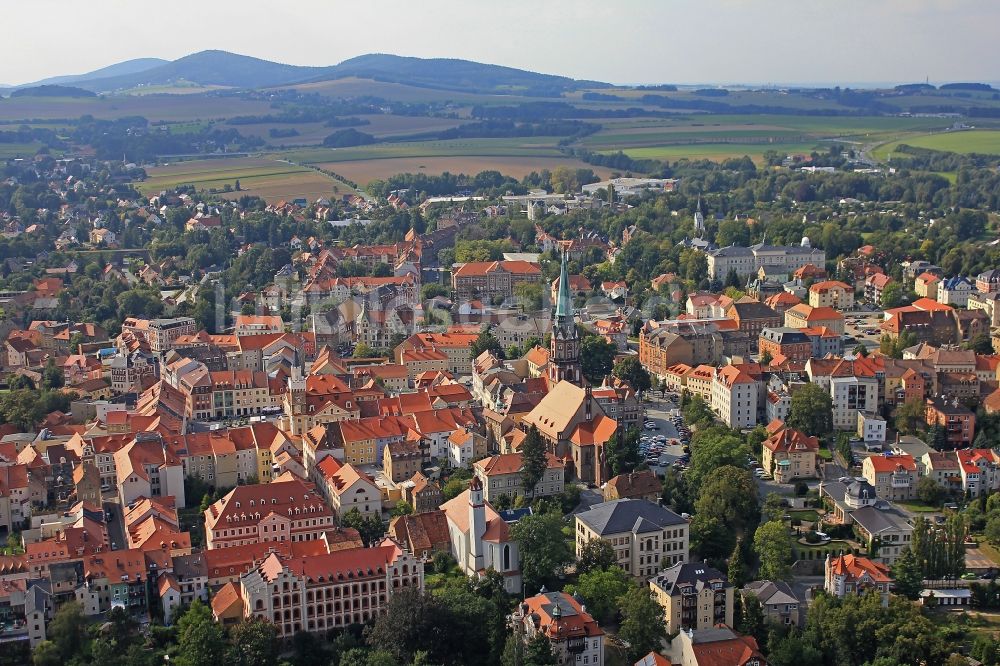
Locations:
104;500;126;551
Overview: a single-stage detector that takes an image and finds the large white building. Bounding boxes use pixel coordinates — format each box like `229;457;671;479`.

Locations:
711;366;760;429
705;241;825;281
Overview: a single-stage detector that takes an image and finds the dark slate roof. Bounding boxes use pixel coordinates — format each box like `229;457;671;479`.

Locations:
651;561;729;596
743;580;799;606
759;327;810;345
575;499;686;536
729;301;780;320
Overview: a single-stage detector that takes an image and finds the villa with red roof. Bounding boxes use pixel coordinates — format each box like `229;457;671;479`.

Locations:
825;553;893;606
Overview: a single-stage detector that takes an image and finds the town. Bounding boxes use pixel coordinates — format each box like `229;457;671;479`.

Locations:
3;5;1000;666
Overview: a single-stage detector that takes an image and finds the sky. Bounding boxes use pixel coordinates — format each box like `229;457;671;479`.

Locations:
2;0;997;86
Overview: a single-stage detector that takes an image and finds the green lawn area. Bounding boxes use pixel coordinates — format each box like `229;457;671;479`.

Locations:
974;539;1000;565
895;501;940;513
606;141;824;164
817;447;833;461
787;509;820;522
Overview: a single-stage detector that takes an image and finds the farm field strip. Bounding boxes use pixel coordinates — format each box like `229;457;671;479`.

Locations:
318;155;614;186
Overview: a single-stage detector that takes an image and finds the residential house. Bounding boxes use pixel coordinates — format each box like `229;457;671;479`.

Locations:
861;454;918;501
512;591;604;666
761;421;819;483
472;452;564;503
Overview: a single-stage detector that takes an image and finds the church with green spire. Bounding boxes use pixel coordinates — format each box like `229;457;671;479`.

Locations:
549;250;583;386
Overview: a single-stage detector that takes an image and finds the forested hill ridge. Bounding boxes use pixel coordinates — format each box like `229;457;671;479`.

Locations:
9;50;609;94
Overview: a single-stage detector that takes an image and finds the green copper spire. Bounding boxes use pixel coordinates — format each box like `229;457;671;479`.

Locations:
555;250;571;318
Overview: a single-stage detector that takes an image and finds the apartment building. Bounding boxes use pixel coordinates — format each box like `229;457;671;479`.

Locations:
650;562;734;634
711;365;759;429
925;396;976;447
451;260;542;302
575;499;689;579
808;280;855;310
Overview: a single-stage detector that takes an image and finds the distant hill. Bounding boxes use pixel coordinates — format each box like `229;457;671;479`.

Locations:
15;50;607;95
19;58;167;88
10;85;96;98
54;51;328;92
314;53;609;94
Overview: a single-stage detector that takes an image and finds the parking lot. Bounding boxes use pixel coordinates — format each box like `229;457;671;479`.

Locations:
843;310;885;350
641;395;689;475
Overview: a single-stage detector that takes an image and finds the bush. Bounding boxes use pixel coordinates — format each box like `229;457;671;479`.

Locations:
795;482;809;497
804;531;822;544
431;551;454;574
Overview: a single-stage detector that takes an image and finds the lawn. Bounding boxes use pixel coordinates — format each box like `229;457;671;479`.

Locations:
787;509;820;522
873;129;1000;161
895;501;940;513
817;447;833;461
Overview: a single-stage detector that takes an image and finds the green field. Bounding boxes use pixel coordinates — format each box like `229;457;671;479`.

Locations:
0;142;47;158
873;129;1000;161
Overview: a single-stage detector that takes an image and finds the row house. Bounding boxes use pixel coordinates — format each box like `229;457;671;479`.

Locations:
472;452;565;503
314;458;381;520
115;435;186;508
925;396;976;447
120;317;197;354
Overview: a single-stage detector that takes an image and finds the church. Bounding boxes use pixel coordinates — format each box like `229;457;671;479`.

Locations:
440;477;523;594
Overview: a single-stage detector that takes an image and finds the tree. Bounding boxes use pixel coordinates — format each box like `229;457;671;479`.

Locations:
612;356;651;393
565;566;630;623
31;642;60;666
470;327;504;360
391;500;414;518
520;425;546;498
682;394;715;429
760;349;773;366
576;537;617;575
894;397;927;436
687;427;750;489
694;466;760;558
891;547;923;600
787;383;833;436
880;282;904;308
986;514;1000;545
916;476;946;506
229;619;279;666
503;633;557;666
728;537;749;588
353;342;377;358
176;599;227;666
365;588;445;664
41;359;63;390
753;520;793;581
617;586;667;662
46;600;85;661
605;427;642;476
736;592;765;647
510;510;574;591
581;335;616;383
341;507;386;546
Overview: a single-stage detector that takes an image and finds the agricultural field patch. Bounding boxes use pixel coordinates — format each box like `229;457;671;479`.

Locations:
318;155;613;186
607;141;824;164
135;156;349;202
873;129;1000;161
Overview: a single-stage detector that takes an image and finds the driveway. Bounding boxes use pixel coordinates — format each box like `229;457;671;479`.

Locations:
104;500;126;551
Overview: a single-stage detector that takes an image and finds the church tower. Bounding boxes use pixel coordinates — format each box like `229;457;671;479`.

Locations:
693;196;705;236
548;251;583;386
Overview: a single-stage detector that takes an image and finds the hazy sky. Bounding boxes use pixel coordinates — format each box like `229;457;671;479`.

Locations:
3;0;997;86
